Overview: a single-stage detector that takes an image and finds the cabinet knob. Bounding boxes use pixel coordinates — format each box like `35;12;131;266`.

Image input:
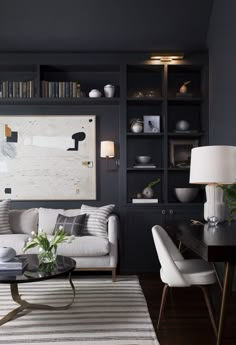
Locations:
162;209;166;215
169;209;174;215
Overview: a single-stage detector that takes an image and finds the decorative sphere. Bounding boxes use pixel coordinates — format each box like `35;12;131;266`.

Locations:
142;187;154;199
176;120;190;131
0;247;16;262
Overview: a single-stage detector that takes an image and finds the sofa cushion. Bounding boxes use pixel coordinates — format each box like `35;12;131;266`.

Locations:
81;204;115;238
0;199;11;234
9;208;38;235
38;208;64;235
0;234;29;255
38;208;82;235
55;236;110;257
54;213;86;236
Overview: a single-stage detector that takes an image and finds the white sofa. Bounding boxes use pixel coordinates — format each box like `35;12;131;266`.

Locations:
0;208;119;281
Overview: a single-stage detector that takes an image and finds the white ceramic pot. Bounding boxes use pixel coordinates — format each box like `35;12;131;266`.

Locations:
104;84;115;98
0;247;16;262
89;89;102;98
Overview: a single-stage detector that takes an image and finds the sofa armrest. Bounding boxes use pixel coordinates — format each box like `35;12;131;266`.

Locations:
107;214;119;267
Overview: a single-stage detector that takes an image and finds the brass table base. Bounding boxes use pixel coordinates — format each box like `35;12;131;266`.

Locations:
0;273;75;326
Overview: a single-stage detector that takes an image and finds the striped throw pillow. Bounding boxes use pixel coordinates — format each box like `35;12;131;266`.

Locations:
0;200;12;234
81;204;115;238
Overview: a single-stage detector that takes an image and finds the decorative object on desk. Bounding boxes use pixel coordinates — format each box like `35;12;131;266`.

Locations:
174;187;199;203
170;139;198;168
142;178;160;199
104;84;115;98
0;247;16;262
178;80;191;94
190;145;236;223
143;115;160;133
220;182;236;223
135;156;152;164
190;219;204;225
175;120;190;131
130;118;143;133
23;227;74;264
89;89;102;98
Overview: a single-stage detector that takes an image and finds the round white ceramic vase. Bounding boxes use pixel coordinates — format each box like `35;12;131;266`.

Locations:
0;247;16;262
104;84;115;98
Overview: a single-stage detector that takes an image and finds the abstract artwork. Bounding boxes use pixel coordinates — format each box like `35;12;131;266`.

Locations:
0;115;96;200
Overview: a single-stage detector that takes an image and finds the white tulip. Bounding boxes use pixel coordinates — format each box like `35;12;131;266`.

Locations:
59;225;63;231
28;237;32;242
31;231;36;236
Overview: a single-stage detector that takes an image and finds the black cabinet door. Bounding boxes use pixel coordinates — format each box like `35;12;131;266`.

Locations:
166;205;204;224
123;207;165;272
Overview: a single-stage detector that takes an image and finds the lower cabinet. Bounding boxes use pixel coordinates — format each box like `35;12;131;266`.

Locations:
121;205;203;273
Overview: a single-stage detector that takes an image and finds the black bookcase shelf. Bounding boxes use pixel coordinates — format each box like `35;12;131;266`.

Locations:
126;61;208;205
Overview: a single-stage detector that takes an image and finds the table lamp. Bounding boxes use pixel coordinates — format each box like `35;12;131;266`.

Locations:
189;146;236;224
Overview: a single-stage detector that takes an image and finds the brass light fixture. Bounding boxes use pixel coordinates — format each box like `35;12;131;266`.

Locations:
150;53;184;62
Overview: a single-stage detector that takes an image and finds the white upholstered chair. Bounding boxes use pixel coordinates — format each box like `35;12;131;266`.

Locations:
152;225;217;335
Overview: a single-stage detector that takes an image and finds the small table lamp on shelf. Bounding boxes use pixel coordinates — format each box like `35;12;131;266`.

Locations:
189;146;236;224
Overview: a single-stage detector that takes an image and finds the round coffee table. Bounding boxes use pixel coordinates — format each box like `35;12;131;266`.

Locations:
0;254;76;326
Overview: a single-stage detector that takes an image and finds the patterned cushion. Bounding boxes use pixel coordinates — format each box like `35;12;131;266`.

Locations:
80;204;115;238
0;200;12;234
54;213;86;236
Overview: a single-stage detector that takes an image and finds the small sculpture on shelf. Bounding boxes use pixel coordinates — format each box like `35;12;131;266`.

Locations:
130;118;143;133
132;179;160;204
89;89;102;98
176;81;192;98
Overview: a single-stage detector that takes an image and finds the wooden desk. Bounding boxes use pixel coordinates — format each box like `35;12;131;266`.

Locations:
167;221;236;345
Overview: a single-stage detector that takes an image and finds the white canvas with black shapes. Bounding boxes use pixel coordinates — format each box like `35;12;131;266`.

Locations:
0;115;96;200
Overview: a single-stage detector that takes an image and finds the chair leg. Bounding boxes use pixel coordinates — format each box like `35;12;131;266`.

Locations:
157;284;169;329
112;268;116;282
199;285;217;337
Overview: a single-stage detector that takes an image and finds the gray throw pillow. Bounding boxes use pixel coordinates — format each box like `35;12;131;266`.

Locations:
80;204;115;238
0;199;12;234
54;213;86;236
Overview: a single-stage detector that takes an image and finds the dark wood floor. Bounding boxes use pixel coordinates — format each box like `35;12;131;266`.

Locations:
139;273;236;345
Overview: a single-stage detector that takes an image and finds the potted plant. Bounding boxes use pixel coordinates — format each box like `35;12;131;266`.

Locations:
221;183;236;223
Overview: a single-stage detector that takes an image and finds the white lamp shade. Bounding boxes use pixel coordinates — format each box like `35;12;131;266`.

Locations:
189;146;236;184
100;141;115;158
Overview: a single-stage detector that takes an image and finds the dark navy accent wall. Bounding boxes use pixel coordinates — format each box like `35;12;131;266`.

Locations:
208;0;236;145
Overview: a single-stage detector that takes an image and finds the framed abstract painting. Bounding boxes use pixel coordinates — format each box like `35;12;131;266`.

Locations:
0;115;96;200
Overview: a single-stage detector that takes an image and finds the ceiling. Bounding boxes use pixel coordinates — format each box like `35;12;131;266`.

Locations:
0;0;213;52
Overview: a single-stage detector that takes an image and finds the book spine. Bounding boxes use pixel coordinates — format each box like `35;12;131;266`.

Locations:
19;82;23;98
0;263;25;269
16;81;19;98
22;81;27;98
65;81;70;98
0;81;2;98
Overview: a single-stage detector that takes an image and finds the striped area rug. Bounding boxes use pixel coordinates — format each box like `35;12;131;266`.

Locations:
0;276;159;345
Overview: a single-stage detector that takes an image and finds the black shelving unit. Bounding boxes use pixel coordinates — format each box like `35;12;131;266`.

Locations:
0;52;208;272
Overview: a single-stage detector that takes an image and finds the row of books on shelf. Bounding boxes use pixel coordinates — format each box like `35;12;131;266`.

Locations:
0;80;34;98
41;80;80;98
